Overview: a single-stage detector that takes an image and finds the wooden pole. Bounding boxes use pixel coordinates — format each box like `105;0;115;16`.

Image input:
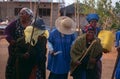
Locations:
30;0;32;10
74;0;77;21
76;0;80;36
62;0;66;16
34;1;37;17
77;1;80;35
50;0;53;30
57;0;60;17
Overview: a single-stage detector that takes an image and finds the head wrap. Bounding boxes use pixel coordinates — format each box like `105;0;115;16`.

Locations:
24;18;49;46
33;18;46;30
84;26;95;33
86;13;99;23
20;7;33;17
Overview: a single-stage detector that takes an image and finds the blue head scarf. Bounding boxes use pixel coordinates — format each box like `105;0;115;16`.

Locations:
86;13;99;23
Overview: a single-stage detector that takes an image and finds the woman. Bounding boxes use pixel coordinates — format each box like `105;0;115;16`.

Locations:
115;30;120;79
70;27;103;79
5;7;33;79
83;13;102;79
14;18;49;79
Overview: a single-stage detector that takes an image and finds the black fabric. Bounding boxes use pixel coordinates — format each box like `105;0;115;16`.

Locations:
14;35;47;79
33;18;46;30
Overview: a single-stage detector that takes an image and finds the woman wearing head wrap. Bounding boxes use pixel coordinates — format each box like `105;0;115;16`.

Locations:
83;13;101;36
83;13;102;79
70;27;103;79
5;7;34;79
13;18;49;79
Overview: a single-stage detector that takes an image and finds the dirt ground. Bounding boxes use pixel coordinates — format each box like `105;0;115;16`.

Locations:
0;39;117;79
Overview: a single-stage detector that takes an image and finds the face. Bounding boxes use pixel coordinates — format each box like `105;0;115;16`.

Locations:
19;10;31;21
86;30;95;41
89;20;97;28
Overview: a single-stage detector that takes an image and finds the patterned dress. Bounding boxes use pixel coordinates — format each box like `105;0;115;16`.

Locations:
70;34;103;79
5;19;25;79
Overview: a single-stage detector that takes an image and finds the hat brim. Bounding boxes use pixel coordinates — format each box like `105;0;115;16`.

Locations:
55;16;76;35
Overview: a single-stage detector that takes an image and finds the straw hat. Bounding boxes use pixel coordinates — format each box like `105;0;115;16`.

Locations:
55;16;76;34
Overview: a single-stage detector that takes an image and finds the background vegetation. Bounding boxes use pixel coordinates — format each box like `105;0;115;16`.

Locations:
75;0;120;30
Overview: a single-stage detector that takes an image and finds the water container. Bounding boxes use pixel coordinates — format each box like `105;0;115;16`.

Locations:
98;30;115;53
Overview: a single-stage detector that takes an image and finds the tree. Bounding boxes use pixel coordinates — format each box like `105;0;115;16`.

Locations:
77;0;119;30
112;1;120;30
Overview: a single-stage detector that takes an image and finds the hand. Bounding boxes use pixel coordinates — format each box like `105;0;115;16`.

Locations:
89;58;96;64
10;40;16;45
103;49;109;53
23;52;30;59
117;47;120;52
117;47;120;55
75;61;81;65
50;51;62;56
49;51;55;55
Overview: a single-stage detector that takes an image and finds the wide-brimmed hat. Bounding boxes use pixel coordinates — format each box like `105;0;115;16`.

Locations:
55;16;76;34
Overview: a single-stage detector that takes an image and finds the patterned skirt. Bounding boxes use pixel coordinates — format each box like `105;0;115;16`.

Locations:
29;66;46;79
5;56;16;79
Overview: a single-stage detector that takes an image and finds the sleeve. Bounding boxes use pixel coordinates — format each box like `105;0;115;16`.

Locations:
48;41;54;51
5;21;16;43
70;38;84;64
91;39;103;60
48;30;55;51
14;37;28;57
71;34;76;45
115;32;120;47
36;35;47;64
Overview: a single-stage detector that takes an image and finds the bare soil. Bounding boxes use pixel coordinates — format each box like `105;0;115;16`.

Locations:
0;39;117;79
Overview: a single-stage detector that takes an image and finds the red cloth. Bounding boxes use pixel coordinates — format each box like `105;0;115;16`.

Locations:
29;66;37;79
84;24;96;33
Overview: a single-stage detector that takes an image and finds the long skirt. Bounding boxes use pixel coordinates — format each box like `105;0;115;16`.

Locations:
71;65;86;79
15;57;35;79
5;45;16;79
115;58;120;79
96;60;102;79
5;56;16;79
48;72;68;79
86;60;102;79
29;65;46;79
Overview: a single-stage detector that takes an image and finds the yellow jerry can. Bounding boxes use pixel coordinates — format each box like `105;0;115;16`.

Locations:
98;30;115;52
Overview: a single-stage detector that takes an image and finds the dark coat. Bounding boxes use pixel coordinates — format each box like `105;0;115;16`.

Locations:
14;35;47;79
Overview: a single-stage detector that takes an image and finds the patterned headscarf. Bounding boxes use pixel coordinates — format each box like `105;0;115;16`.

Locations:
84;26;95;33
19;7;33;17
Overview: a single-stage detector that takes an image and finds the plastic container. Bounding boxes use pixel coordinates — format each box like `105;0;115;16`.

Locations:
98;30;115;53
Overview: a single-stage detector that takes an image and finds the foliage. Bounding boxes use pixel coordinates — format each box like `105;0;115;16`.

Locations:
77;0;120;30
114;1;120;14
113;1;120;30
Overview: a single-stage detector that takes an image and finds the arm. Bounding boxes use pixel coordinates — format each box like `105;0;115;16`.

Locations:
70;35;86;64
48;30;56;55
5;20;16;44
